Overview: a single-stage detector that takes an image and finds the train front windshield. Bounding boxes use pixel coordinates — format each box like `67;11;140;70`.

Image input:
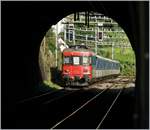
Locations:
73;57;80;65
63;56;91;65
82;56;91;65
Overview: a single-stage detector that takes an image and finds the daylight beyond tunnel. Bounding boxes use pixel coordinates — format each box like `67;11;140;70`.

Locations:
39;11;136;88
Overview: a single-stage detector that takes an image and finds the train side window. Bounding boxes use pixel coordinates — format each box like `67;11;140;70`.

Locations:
117;64;118;69
111;62;113;69
101;59;104;69
108;62;111;69
98;59;100;68
112;63;114;69
111;63;113;69
99;59;101;68
96;59;98;68
106;62;108;69
103;60;106;69
117;63;119;69
100;59;102;69
113;63;115;69
105;60;107;69
98;59;101;69
96;58;99;68
114;63;116;69
107;62;109;69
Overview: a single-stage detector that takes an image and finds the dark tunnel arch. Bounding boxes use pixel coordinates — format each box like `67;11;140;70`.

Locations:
2;1;148;128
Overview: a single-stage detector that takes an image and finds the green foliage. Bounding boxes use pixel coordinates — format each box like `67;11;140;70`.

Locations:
45;29;56;54
43;80;62;89
97;46;112;59
75;30;95;36
57;49;63;71
45;28;55;37
114;48;136;76
59;32;64;38
39;27;62;90
75;23;86;28
48;39;56;54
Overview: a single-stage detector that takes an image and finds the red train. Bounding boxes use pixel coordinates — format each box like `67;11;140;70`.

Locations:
62;45;120;86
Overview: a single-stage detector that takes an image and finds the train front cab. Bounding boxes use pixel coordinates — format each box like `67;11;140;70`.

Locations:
62;52;93;86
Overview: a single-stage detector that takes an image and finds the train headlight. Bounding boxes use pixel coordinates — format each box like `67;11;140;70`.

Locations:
64;69;69;74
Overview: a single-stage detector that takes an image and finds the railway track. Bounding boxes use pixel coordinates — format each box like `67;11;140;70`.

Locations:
50;85;125;129
16;87;102;128
17;76;134;104
15;76;135;129
17;89;63;104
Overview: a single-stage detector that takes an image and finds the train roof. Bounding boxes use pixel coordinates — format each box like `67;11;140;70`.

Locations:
96;55;120;64
63;48;92;52
63;45;93;53
69;44;89;49
63;45;120;63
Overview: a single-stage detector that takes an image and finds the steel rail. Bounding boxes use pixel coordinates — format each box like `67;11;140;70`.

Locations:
17;89;63;104
43;87;101;105
50;86;113;129
43;89;80;104
96;87;124;129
